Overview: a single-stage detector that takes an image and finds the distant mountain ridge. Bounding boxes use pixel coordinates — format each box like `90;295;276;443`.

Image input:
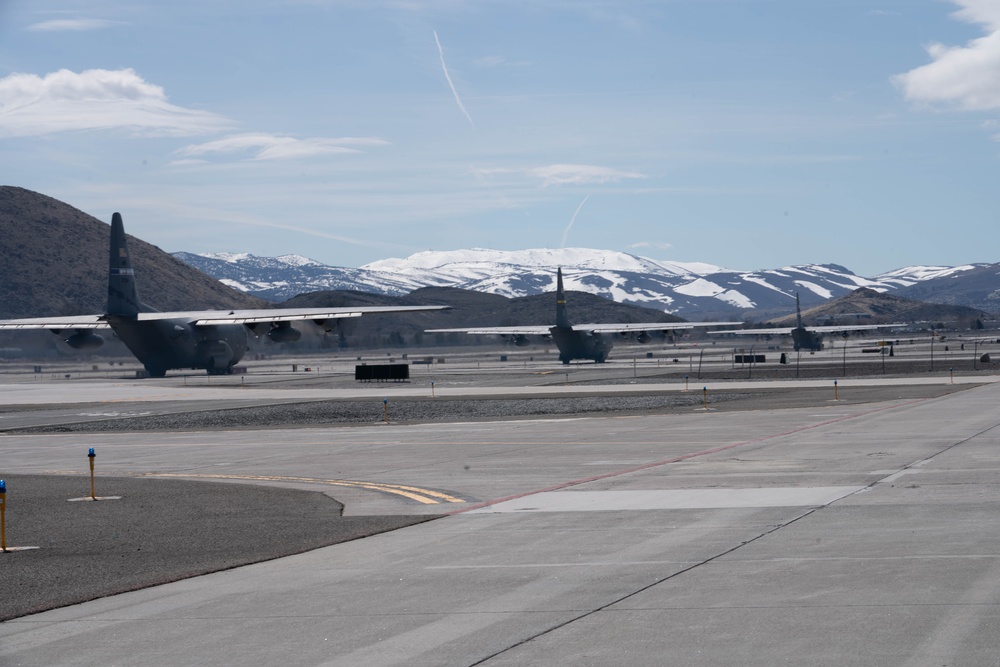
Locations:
175;248;999;319
1;184;993;342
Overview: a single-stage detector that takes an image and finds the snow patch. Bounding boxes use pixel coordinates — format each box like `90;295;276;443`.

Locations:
716;290;756;309
794;281;833;299
674;279;726;298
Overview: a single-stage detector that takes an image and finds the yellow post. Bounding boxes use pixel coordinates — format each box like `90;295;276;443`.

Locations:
1;479;7;552
950;368;954;384
382;398;388;424
88;448;96;500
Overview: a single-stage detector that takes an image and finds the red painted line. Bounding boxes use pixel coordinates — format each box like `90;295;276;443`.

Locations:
448;398;928;515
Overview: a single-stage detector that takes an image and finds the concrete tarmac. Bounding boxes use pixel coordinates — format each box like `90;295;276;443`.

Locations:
2;371;1000;665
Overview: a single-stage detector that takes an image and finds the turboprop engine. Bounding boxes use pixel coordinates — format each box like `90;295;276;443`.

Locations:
267;322;302;343
63;330;105;350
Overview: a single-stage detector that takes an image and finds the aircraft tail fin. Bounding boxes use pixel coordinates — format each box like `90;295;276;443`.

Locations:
107;212;144;316
795;292;803;329
555;267;572;328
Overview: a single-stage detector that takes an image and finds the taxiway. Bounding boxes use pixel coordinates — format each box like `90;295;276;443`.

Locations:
2;357;1000;665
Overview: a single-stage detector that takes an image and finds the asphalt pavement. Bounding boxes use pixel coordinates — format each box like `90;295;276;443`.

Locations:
0;474;434;621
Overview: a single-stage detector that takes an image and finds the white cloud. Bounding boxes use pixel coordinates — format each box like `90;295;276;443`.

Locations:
26;18;117;32
0;68;232;137
628;241;673;251
175;133;391;162
470;164;647;187
894;0;1000;111
474;55;506;67
951;0;1000;30
528;164;645;186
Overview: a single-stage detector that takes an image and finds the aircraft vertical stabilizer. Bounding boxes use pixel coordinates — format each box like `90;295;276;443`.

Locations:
555;267;572;328
107;212;143;316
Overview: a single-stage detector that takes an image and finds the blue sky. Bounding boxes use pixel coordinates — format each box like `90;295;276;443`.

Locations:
1;0;998;276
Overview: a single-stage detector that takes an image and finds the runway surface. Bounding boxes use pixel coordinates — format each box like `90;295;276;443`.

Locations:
2;365;1000;665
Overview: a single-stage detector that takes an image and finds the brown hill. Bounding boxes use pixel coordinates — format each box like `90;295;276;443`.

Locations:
0;186;267;318
768;288;989;327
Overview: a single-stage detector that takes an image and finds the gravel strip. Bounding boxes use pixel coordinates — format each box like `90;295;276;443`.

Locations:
3;381;978;434
6;392;764;433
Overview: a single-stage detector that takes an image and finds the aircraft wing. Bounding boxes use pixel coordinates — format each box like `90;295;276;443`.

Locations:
711;324;892;336
165;305;449;326
426;325;554;336
574;321;739;334
710;327;793;336
0;306;449;330
427;321;738;336
0;315;108;330
800;324;892;333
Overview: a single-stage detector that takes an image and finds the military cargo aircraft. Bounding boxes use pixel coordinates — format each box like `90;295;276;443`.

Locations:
0;213;449;376
426;267;737;364
710;293;894;351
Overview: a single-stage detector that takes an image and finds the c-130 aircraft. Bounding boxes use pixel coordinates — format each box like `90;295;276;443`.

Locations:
708;292;896;352
0;213;449;376
426;267;737;364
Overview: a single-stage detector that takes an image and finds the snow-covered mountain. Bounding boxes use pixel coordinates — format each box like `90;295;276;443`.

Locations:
172;251;432;300
174;248;996;319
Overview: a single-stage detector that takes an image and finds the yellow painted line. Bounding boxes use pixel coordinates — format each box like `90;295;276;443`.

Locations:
138;473;466;505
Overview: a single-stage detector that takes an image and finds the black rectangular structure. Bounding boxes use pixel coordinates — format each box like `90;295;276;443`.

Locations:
734;354;766;364
355;364;410;382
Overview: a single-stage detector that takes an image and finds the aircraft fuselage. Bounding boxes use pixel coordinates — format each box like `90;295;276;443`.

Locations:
108;316;249;377
550;326;613;364
792;327;823;352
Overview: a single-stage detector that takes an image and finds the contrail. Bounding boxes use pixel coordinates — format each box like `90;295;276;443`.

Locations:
561;194;590;247
433;31;475;129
